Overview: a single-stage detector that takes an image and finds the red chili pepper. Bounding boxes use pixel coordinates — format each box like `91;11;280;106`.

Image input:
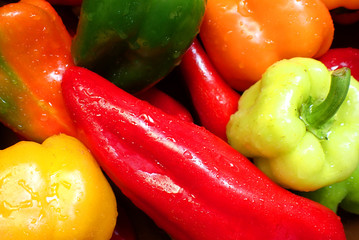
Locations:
136;87;193;123
62;66;346;240
180;39;240;140
319;47;359;80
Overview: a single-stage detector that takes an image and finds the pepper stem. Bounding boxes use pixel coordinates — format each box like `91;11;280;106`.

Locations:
301;67;351;138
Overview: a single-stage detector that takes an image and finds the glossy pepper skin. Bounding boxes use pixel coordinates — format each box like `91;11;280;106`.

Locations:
227;57;359;192
300;165;359;214
0;134;118;240
62;66;346;240
319;47;359;80
136;87;193;123
200;0;334;91
71;0;206;93
180;38;240;140
0;0;77;142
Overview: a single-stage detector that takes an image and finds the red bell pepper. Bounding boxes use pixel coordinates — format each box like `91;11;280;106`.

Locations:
136;87;193;123
319;47;359;80
180;39;240;141
0;0;77;142
62;66;346;240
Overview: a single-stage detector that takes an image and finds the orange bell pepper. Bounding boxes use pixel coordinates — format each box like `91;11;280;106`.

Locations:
320;0;359;10
0;0;77;142
200;0;334;91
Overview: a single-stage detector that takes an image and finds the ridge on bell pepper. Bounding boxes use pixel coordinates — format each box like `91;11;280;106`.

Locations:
226;57;359;192
71;0;206;93
61;66;346;240
200;0;334;91
0;134;118;240
0;0;77;142
299;164;359;214
180;38;240;141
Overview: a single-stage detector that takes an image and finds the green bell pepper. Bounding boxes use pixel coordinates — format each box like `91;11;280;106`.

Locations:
300;165;359;214
71;0;206;93
226;57;359;192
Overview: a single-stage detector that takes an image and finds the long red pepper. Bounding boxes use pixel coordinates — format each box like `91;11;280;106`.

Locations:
62;66;346;240
180;38;240;140
136;87;193;123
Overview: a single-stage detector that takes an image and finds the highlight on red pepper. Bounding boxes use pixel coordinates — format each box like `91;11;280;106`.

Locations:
71;0;206;93
200;0;334;91
0;0;77;142
61;66;346;240
319;47;359;80
136;87;193;123
180;38;240;141
227;57;359;192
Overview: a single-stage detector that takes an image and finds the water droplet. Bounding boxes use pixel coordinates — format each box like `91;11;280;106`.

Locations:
237;0;252;17
183;150;193;159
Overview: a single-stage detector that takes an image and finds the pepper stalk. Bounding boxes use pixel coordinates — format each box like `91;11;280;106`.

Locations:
300;67;351;139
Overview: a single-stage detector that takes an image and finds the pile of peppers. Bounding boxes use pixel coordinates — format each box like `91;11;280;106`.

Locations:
0;0;359;239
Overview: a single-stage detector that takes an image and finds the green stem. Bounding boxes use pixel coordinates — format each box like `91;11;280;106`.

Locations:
303;67;351;129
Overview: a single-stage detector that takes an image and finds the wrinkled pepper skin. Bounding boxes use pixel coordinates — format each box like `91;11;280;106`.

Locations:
62;66;346;240
0;134;118;240
200;0;334;91
71;0;206;93
300;165;359;214
227;58;359;192
320;47;359;80
180;38;240;141
0;0;77;142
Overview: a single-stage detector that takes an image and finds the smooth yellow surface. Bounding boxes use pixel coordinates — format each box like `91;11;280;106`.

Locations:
0;134;117;239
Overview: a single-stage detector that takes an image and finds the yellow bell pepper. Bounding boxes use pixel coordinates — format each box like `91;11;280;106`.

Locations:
0;134;118;240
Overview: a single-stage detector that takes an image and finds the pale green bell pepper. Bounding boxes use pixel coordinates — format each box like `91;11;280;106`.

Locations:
226;57;359;192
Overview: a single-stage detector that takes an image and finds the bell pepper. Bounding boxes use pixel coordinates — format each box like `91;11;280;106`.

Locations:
0;0;77;142
199;0;334;91
320;0;359;10
0;134;118;240
136;87;193;123
300;164;359;215
71;0;206;93
319;47;359;80
61;66;346;240
180;38;240;140
226;57;359;192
